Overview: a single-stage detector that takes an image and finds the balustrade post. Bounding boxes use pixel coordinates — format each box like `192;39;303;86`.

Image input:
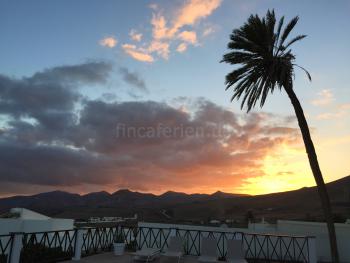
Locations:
8;232;23;263
72;228;84;261
308;236;317;263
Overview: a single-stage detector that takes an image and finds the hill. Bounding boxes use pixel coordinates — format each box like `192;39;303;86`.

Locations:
0;188;245;219
170;175;350;223
0;176;349;222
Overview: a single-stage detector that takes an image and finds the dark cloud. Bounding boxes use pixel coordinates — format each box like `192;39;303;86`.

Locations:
0;74;79;117
0;141;105;186
119;67;147;92
0;61;112;118
0;100;299;195
0;62;300;196
31;61;112;84
0;61;112;140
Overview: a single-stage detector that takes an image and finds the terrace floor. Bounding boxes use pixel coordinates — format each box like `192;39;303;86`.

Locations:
64;252;199;263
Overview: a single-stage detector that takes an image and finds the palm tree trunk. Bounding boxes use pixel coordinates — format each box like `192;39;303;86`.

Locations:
284;85;339;263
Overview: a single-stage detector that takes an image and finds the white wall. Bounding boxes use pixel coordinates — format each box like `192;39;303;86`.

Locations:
276;220;350;263
247;220;350;263
0;219;22;234
21;218;74;233
248;222;277;233
0;218;74;235
10;208;50;220
0;208;74;235
138;221;247;233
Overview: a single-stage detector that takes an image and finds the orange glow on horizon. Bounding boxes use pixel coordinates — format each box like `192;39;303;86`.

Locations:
1;136;348;199
67;144;322;197
233;143;315;195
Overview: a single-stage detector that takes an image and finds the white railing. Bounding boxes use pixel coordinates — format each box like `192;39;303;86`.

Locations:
121;225;316;262
0;224;317;263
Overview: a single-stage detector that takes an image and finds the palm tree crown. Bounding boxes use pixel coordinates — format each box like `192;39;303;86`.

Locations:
221;9;311;112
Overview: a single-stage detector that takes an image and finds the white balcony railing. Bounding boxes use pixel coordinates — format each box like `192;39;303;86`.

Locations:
0;224;317;263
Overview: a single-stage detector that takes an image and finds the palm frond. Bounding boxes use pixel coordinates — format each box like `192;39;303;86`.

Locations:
294;64;312;81
283;35;306;50
275;16;284;47
279;16;299;47
221;51;256;64
266;9;276;39
224;65;252;90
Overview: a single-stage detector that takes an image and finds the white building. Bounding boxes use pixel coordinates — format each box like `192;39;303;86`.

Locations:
88;213;137;223
0;207;74;235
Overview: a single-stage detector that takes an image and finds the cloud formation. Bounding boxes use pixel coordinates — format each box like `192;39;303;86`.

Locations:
121;0;221;62
0;61;112;127
0;62;113;151
178;31;197;44
99;37;118;48
316;103;350;120
119;67;147;92
172;0;221;31
311;89;334;106
122;44;154;62
202;26;215;36
0;63;301;196
176;43;187;53
129;30;142;42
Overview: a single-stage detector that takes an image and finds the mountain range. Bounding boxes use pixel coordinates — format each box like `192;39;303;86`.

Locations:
0;176;349;222
0;188;244;218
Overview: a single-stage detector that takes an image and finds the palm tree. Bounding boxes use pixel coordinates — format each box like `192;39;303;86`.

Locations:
221;10;339;262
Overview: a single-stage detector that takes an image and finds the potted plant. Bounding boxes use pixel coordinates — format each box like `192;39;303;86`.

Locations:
113;232;126;256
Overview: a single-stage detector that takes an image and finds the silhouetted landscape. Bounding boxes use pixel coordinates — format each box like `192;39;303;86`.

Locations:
1;176;349;223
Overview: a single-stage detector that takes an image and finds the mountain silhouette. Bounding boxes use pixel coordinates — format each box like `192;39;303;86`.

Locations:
0;175;348;221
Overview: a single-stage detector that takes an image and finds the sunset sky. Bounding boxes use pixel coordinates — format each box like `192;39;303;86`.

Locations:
0;0;349;197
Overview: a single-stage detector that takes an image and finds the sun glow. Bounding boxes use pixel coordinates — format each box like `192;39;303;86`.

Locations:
239;144;315;195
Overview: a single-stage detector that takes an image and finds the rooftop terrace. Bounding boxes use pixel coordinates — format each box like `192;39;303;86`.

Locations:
63;252;200;263
0;224;317;263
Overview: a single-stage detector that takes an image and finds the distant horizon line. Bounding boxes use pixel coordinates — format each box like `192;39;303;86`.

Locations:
1;188;249;199
1;174;349;199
